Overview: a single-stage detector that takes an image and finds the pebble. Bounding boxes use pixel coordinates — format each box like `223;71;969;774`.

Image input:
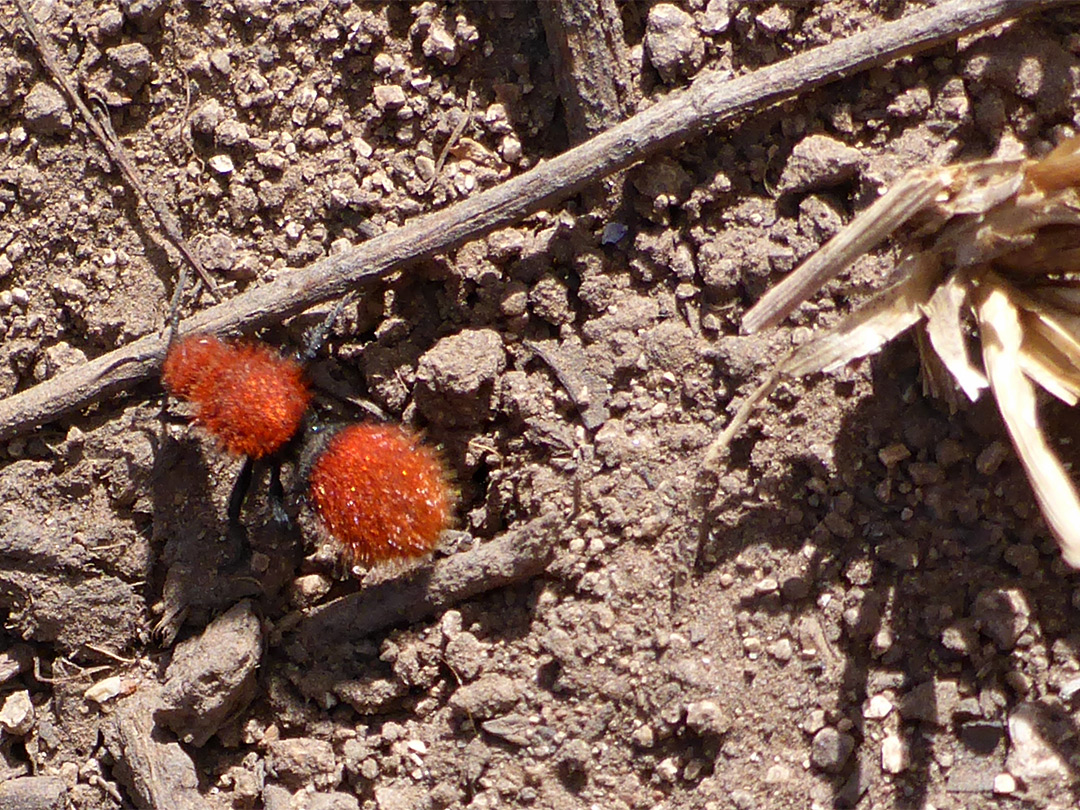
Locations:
289;573;333;608
119;0;168;30
107;42;152;93
632;724;655;749
422;22;459;66
810;727;854;773
1006;702;1072;783
881;735;908;773
754;577;779;595
22;83;69;135
444;632;485;681
83;676;124;704
777;134;863;195
656;756;679;782
1058;675;1080;701
415;329;506;426
685;700;727;736
208;154;235;174
992;772;1016;794
0;690;34;734
877;443;911;467
767;638;793;662
863;695;893;720
373;84;407;112
449;674;519;719
975;440;1011;475
973;588;1031;650
644;4;704;83
157;600;262;747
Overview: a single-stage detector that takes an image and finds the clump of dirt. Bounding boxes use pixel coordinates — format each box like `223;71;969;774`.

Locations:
0;2;1079;809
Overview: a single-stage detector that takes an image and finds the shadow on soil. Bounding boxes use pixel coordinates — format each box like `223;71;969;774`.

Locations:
696;340;1080;807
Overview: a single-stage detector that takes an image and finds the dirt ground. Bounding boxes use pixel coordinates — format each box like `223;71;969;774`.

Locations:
1;1;1080;809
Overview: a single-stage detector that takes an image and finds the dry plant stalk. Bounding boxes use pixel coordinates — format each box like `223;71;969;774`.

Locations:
708;136;1080;569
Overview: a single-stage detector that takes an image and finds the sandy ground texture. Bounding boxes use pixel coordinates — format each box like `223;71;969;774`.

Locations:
0;1;1080;809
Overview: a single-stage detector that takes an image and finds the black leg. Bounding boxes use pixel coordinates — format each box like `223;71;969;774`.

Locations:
227;455;255;531
300;291;356;362
268;461;290;527
220;456;256;572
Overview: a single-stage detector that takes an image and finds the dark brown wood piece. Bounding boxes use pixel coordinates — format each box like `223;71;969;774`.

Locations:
539;0;636;143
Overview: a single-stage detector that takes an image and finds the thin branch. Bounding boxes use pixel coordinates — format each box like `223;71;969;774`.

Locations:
14;0;221;300
0;0;1066;441
288;513;558;654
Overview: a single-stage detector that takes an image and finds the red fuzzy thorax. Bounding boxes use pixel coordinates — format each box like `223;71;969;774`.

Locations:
307;424;452;568
162;334;312;459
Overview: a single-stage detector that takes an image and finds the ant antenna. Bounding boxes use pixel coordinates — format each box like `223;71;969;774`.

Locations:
300;291;357;363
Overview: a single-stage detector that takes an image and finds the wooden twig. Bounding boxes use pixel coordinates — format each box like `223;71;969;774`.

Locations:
539;0;635;143
0;0;1066;442
289;513;557;654
14;0;221;301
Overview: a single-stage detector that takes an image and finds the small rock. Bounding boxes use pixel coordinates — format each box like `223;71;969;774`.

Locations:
0;690;34;735
266;738;339;790
1059;675;1080;701
877;443;911;467
656;756;679;782
334;677;409;715
632;724;655;748
940;619;979;656
975;440;1010;475
449;674;519;719
207;154;234;174
118;0;168;29
415;329;506;427
992;772;1017;794
84;676;125;704
558;738;591;776
685;700;727;736
973;588;1030;650
190;99;224;135
480;715;531;747
881;735;908;773
289;573;333;608
157;600;262;747
1006;702;1073;785
699;0;730;34
767;638;793;662
422;22;459;66
106;43;152;94
373;84;407;112
781;576;810;601
863;695;893;720
754;577;779;595
22;83;69;135
777;134;863;195
810;727;855;773
644;4;705;83
444;632;485;681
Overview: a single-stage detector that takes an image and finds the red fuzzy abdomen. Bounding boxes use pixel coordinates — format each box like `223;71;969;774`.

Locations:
162;334;311;458
307;424;452;568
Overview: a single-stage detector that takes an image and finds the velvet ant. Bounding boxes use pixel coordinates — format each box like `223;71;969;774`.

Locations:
161;307;453;571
